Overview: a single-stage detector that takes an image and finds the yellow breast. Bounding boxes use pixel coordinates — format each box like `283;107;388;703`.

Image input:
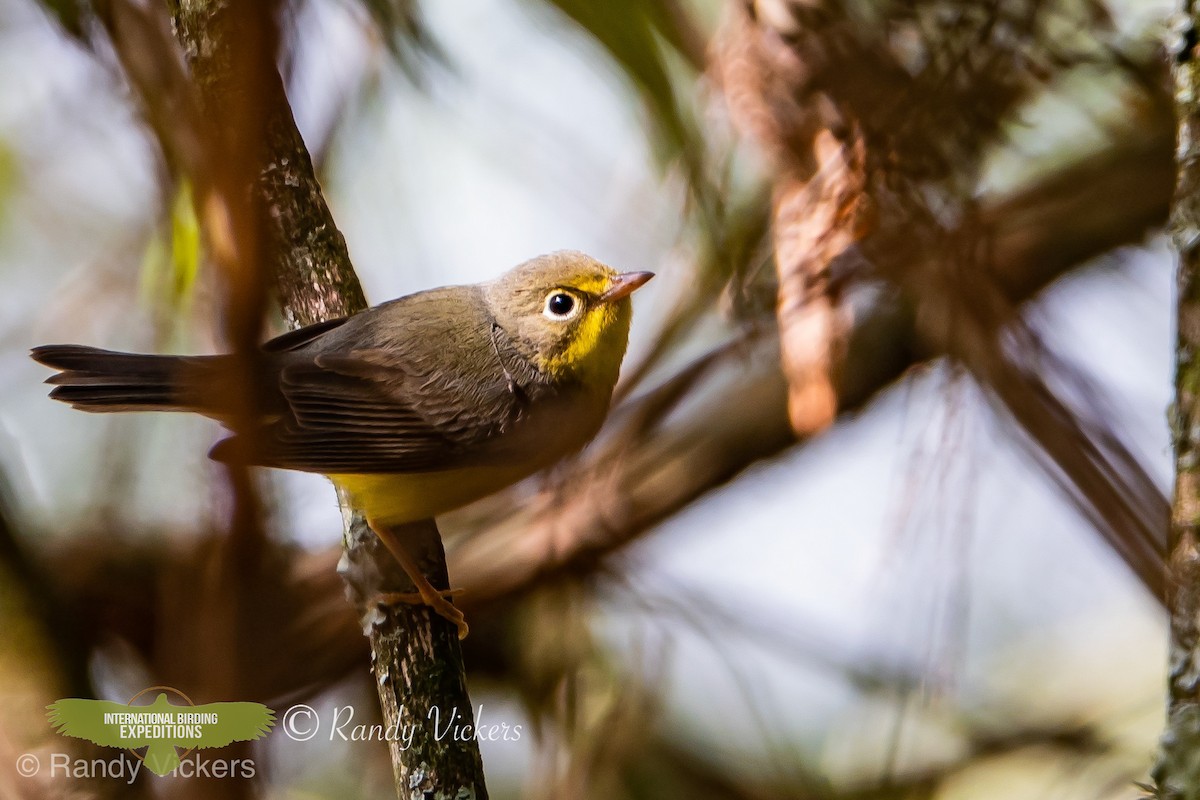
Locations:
330;463;538;525
331;369;616;525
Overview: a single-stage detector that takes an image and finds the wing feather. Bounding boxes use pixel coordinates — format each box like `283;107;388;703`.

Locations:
212;350;536;473
210;292;553;474
261;317;351;352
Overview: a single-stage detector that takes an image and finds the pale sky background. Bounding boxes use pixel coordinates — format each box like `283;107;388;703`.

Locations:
0;0;1178;796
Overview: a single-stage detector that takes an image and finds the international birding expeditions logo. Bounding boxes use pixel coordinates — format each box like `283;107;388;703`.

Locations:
45;686;275;777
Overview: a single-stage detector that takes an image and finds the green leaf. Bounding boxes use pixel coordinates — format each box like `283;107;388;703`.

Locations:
531;0;699;163
138;181;202;344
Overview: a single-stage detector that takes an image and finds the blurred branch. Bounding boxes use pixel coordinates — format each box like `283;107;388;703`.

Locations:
0;488;133;798
452;108;1173;607
615;187;774;404
1155;4;1200;795
168;0;368;324
913;252;1169;600
41;524;1125;800
169;2;486;795
62;0;490;795
0;477;90;699
981;107;1173;299
42;527;367;703
619;575;923;694
893;126;1172;603
616;718;1108;800
708;0;1171;599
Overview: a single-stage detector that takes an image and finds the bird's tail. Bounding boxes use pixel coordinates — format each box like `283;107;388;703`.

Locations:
31;345;215;413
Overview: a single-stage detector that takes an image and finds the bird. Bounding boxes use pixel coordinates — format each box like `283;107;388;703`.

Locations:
32;251;653;638
46;693;274;776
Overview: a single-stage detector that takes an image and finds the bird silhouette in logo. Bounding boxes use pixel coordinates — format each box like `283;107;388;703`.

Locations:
47;692;275;776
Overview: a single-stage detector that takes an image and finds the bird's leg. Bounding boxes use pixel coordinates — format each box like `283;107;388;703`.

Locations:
367;518;469;639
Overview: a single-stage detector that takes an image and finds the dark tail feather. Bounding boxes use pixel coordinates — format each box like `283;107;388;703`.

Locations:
31;345;198;412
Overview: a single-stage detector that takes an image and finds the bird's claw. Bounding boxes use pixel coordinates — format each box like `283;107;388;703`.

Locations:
374;588;469;639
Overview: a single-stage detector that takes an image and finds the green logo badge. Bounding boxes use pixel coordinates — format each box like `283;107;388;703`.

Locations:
46;686;275;776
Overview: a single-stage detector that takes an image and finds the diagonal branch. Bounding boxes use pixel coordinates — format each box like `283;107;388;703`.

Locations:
452;118;1173;607
88;0;489;795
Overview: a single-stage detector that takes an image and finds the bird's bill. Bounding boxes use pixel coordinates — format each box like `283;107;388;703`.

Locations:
599;271;655;303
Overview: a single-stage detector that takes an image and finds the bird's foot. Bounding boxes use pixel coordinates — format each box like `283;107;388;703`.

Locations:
373;588;469;640
366;516;471;639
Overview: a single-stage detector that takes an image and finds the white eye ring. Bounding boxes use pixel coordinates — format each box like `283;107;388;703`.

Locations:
543;290;581;320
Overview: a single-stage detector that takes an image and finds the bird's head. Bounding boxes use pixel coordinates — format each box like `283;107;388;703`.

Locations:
485;251;653;386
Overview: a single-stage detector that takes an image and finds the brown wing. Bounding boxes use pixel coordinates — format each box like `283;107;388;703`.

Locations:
211;287;554;474
210;347;531;474
283;347;519;473
261;317;352;352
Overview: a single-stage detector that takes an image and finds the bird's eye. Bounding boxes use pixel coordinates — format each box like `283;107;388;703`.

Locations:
543;291;579;320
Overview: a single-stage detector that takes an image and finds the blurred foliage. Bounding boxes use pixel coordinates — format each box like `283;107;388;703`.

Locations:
138;180;201;348
515;0;778;395
0;141;14;225
32;0;88;38
533;0;702;163
344;0;445;78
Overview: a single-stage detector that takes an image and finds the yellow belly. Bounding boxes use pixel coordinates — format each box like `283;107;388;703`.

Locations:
329;463;537;525
330;383;613;525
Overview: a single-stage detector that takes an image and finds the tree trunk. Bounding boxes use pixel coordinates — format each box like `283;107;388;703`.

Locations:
148;1;489;795
1156;2;1200;797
